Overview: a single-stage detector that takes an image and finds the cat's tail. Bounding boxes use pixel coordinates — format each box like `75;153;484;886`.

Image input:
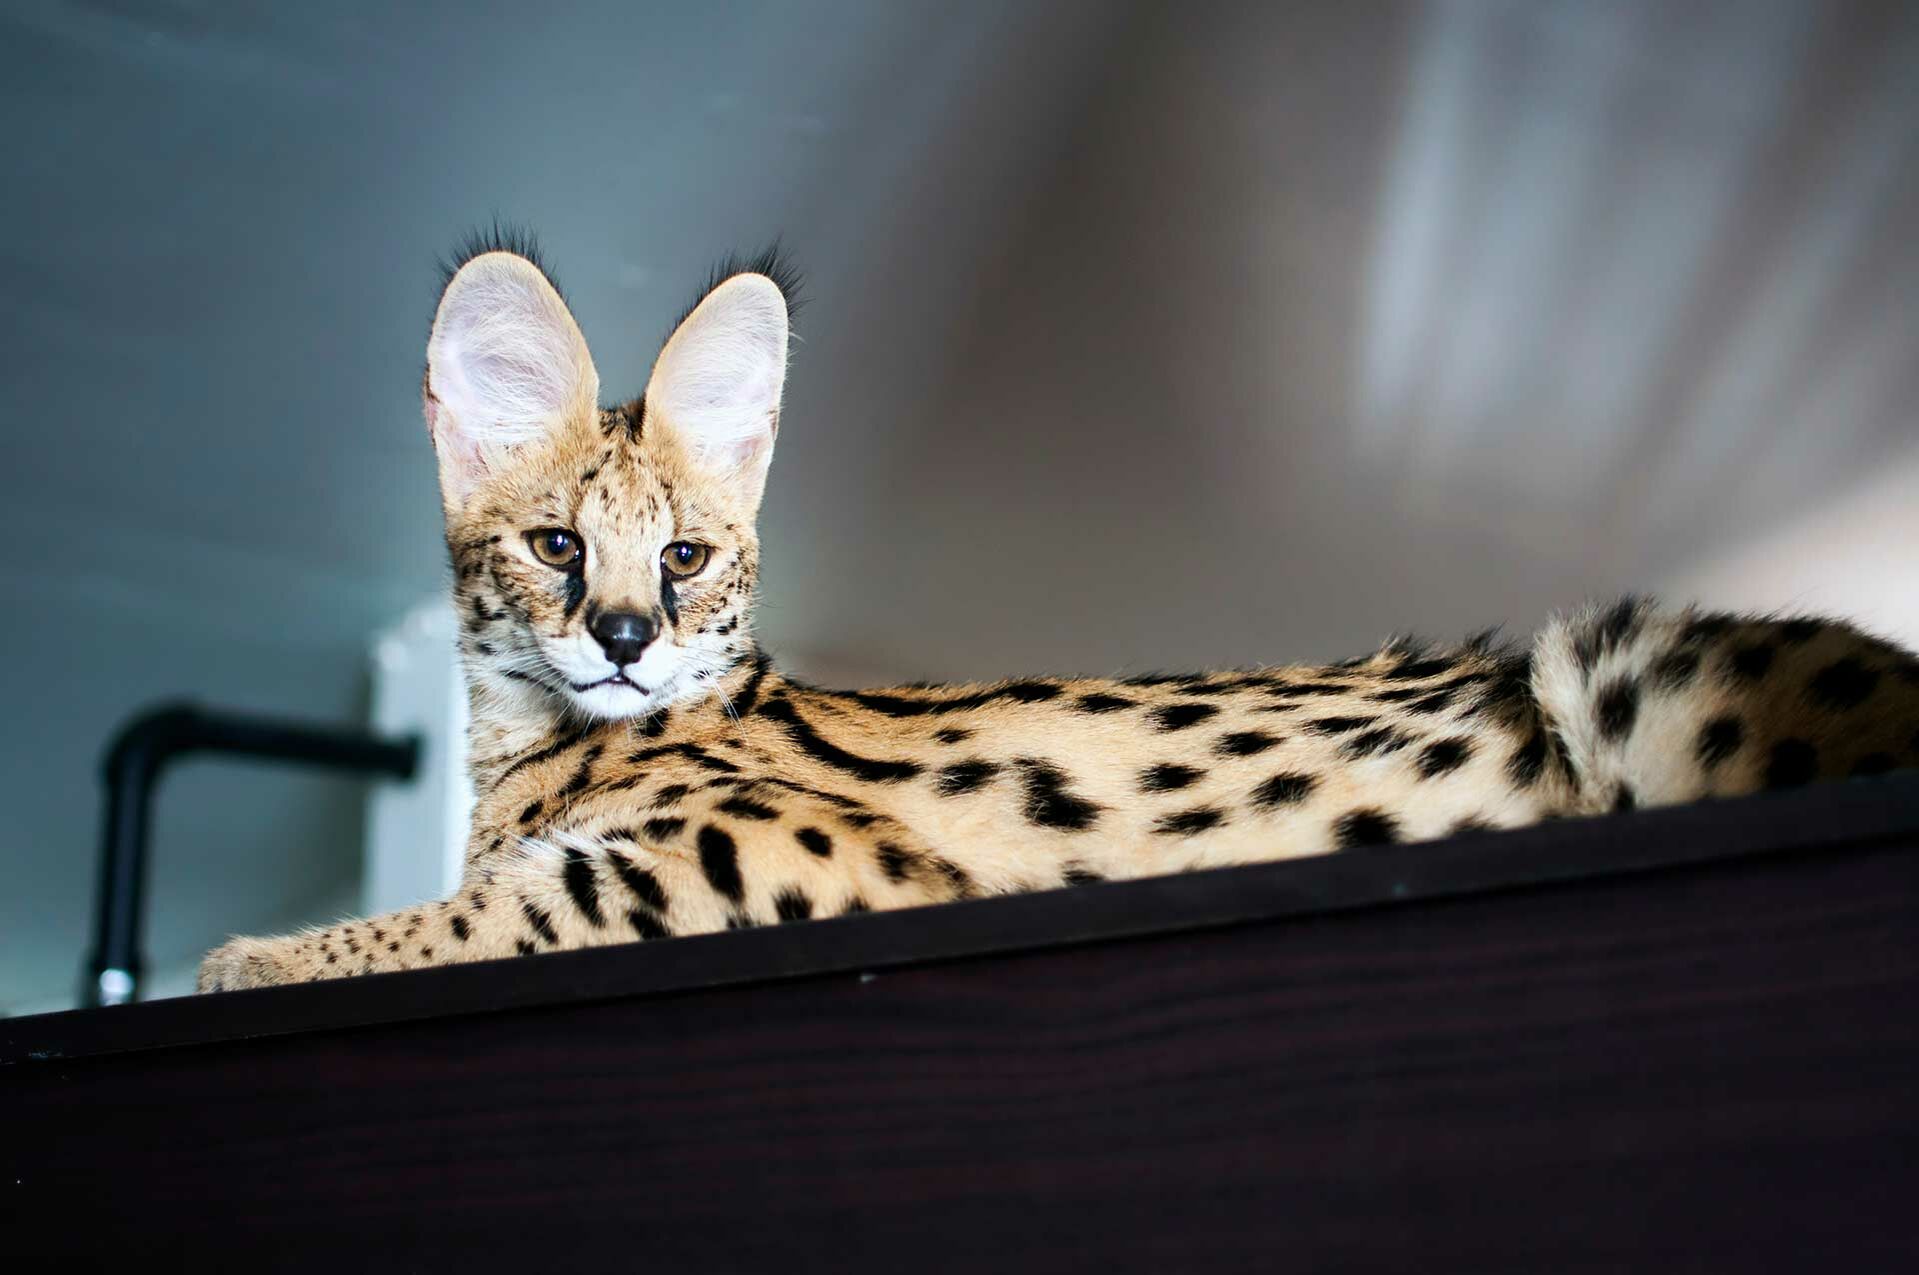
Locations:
1529;597;1919;817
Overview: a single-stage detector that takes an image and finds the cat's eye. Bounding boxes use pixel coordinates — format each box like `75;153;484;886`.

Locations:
527;528;583;569
662;542;710;578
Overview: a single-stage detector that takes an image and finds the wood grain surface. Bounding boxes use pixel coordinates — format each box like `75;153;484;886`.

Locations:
6;829;1917;1269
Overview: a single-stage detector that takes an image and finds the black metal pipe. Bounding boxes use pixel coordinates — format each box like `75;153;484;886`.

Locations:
85;702;420;1007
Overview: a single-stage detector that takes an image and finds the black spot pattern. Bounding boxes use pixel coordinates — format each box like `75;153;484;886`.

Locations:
933;727;972;744
1807;658;1879;710
1309;716;1377;736
1214;731;1279;757
1075;693;1137;714
1334;809;1401;848
1696;716;1743;768
715;795;778;821
876;842;916;881
1649;649;1700;691
1729;643;1775;682
1343;726;1414;759
1015;759;1103;830
1507;729;1548;787
697;824;744;902
1776;618;1822;644
1765;739;1818;789
1417;737;1473;778
1140;763;1202;792
1061;863;1106;886
936;759;1002;796
1251;772;1317;808
795;827;833;857
773;888;813;923
641;816;686;841
1151;703;1221;731
561;847;604;927
628;908;671;940
1155;806;1228;835
1595;677;1640;741
521;901;559;947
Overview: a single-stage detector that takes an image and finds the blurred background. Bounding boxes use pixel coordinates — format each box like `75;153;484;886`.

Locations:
2;0;1915;1014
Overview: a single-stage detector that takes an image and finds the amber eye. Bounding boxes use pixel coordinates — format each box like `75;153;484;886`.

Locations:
527;528;583;569
661;541;710;578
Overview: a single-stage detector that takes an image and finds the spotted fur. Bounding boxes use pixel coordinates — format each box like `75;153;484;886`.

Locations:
198;245;1919;992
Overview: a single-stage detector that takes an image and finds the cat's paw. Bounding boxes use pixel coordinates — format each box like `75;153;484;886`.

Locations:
197;936;302;993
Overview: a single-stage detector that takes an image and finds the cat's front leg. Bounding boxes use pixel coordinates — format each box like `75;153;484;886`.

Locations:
197;932;326;992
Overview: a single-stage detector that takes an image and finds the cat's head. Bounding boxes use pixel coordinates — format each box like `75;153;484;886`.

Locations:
424;236;795;721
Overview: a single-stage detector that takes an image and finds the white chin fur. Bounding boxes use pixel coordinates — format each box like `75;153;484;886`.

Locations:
569;680;661;720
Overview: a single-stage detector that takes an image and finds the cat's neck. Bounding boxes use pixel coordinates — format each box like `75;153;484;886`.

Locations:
461;647;775;791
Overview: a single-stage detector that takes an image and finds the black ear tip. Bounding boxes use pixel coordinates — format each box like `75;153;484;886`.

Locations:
678;241;805;333
436;218;559;299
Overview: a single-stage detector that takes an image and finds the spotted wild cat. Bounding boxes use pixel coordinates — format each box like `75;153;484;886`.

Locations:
197;235;1919;991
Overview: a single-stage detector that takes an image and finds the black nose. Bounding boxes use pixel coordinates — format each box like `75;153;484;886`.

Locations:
589;610;659;666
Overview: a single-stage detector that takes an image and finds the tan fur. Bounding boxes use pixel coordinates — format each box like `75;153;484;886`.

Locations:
198;251;1919;993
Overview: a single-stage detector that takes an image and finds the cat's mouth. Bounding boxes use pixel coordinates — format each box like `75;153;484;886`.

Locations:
569;673;646;694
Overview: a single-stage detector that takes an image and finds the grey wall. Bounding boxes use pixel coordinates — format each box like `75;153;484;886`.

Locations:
4;0;1914;1012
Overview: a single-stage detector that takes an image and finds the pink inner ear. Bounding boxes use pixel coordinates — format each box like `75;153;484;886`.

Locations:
425;390;492;497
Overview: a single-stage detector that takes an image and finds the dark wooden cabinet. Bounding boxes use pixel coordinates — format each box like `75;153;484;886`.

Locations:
7;777;1918;1270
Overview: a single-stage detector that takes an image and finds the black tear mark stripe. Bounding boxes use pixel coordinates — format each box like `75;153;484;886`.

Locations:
936;759;1002;796
562;571;587;620
697;824;744;902
561;847;604;927
1015;759;1103;830
757;697;923;781
1155;806;1228;835
845;680;1063;717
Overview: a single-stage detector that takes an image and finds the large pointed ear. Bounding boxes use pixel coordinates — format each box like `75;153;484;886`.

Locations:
425;251;599;507
643;273;790;512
